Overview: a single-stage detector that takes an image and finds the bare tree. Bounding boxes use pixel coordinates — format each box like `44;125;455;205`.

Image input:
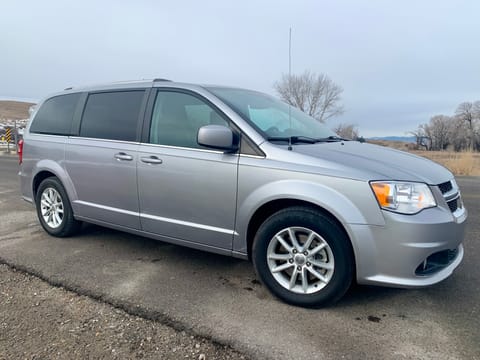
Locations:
413;116;452;151
420;124;434;150
456;102;474;128
429;115;451;150
274;71;344;122
473;100;480;118
449;117;469;151
455;102;475;150
413;99;480;152
410;127;431;150
473;101;480;151
415;113;473;152
333;123;359;140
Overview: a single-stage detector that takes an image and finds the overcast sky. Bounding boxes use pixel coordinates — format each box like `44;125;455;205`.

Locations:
1;0;479;136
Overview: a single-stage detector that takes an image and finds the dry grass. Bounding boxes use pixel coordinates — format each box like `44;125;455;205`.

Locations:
0;100;35;120
411;151;480;176
368;140;480;176
368;139;412;151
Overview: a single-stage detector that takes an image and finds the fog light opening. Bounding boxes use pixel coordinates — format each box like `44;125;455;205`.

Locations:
415;249;459;276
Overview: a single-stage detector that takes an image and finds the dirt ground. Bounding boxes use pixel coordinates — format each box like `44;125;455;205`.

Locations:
0;101;34;120
0;264;247;360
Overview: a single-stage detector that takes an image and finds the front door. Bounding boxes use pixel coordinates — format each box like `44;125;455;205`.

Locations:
137;90;238;249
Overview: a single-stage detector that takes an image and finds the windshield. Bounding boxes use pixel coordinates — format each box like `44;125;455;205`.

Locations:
206;87;337;142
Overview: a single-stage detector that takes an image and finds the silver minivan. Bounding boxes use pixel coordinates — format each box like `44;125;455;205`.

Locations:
19;79;467;307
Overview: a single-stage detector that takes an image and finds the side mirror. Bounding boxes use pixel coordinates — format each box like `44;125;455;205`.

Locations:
197;125;238;152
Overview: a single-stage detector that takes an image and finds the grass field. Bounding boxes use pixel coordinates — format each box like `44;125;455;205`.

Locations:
411;151;480;176
368;140;480;176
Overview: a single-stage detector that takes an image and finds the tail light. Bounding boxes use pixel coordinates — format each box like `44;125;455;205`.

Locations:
18;139;24;165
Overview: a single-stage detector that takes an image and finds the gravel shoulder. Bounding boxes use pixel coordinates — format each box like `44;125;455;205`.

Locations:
0;264;247;360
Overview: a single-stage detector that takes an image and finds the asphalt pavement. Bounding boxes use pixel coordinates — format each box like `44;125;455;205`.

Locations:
0;154;479;359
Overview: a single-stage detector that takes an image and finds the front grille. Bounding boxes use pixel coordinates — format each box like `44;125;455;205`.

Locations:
415;248;459;276
437;180;461;214
438;181;453;194
447;198;458;212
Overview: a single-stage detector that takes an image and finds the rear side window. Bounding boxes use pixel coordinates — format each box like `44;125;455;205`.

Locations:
80;91;144;142
30;93;80;135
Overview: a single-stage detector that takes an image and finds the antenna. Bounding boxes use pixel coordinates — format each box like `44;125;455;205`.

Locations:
288;27;293;151
289;28;292;78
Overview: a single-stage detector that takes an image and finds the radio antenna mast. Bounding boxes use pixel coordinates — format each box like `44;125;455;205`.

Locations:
288;27;293;151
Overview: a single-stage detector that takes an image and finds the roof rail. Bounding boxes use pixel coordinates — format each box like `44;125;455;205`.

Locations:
153;78;172;82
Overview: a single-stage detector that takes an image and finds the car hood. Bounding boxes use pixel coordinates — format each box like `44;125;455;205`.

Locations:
292;141;452;184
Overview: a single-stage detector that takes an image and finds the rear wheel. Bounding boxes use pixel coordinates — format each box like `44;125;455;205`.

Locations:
35;177;81;237
252;207;354;307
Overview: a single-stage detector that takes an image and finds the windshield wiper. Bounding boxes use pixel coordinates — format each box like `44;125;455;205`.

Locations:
267;136;318;144
267;135;350;144
315;135;350;142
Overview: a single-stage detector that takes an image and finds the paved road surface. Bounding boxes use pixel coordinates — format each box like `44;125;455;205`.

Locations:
0;155;479;359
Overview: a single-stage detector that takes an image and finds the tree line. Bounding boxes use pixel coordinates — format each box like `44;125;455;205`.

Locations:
275;71;479;151
411;101;480;151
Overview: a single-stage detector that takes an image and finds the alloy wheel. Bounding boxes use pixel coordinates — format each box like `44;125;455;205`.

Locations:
40;187;64;229
266;226;335;294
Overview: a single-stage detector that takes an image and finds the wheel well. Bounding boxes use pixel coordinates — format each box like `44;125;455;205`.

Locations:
246;199;352;261
33;171;57;198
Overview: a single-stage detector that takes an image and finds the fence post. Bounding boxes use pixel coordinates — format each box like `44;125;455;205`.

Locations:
14;120;18;153
6;127;10;153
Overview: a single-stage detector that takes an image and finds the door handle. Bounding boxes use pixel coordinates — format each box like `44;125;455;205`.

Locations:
141;156;163;164
114;152;133;161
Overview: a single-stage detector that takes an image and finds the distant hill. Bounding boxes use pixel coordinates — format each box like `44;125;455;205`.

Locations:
0;100;35;121
368;136;415;143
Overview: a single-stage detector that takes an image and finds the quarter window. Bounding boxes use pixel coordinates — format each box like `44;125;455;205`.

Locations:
30;93;80;135
80;91;144;142
149;91;228;148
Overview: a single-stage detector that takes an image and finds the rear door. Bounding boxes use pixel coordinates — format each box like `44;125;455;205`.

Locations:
65;89;148;229
137;89;238;249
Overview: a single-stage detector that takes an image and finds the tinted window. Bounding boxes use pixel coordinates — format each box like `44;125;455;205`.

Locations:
30;93;80;135
80;91;144;141
149;91;228;148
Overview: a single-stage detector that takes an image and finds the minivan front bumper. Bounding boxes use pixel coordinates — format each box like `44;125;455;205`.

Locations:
349;204;467;288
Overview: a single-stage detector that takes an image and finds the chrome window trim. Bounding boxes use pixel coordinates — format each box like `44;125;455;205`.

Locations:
239;154;266;159
28;133;68;139
139;142;237;155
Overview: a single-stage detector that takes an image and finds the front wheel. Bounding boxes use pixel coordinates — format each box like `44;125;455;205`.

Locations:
35;177;81;237
252;207;354;307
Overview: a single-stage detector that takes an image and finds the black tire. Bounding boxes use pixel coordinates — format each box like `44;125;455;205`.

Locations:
252;206;354;307
35;177;81;237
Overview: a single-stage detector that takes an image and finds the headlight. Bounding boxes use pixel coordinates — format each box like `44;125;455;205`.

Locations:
370;181;436;214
